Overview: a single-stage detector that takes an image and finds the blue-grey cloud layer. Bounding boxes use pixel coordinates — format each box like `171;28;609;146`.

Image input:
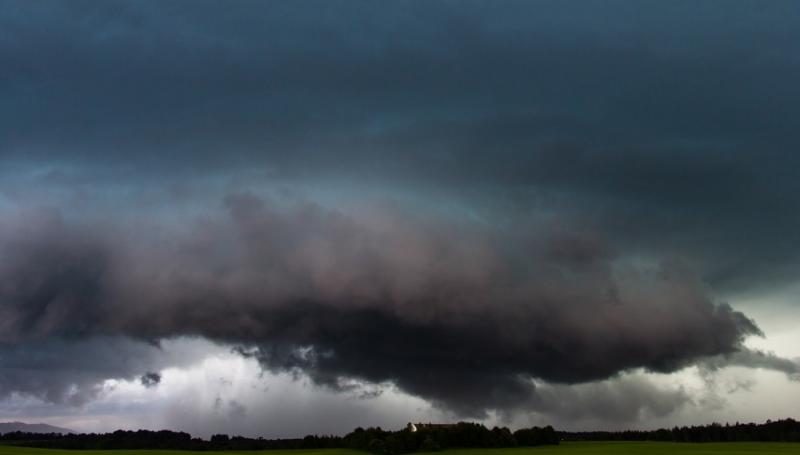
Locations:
4;0;800;290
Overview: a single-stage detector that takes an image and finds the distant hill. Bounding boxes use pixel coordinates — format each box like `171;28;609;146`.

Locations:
0;422;74;434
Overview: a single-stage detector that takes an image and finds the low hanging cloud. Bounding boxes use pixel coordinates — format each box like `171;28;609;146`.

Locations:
0;193;764;416
702;349;800;380
527;375;693;423
0;337;219;405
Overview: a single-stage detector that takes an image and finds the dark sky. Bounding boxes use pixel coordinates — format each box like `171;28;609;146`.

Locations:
1;0;799;436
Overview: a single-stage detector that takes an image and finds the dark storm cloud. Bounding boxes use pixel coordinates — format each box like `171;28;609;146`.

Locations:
0;194;763;416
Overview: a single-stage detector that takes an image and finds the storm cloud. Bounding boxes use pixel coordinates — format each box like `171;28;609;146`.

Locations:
2;0;800;429
0;194;761;416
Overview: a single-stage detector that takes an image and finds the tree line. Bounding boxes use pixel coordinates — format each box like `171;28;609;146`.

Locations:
342;422;558;453
3;418;797;451
0;429;342;451
0;422;558;452
560;418;800;443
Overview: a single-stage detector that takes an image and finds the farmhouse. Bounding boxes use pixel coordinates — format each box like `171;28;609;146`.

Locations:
406;422;458;432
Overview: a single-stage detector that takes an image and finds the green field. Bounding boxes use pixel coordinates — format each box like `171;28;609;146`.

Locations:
2;443;799;455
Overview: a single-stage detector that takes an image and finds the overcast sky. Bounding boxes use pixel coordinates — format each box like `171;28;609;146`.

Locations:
2;0;800;437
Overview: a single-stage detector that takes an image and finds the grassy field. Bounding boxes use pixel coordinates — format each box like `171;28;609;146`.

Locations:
429;443;800;454
1;443;799;455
